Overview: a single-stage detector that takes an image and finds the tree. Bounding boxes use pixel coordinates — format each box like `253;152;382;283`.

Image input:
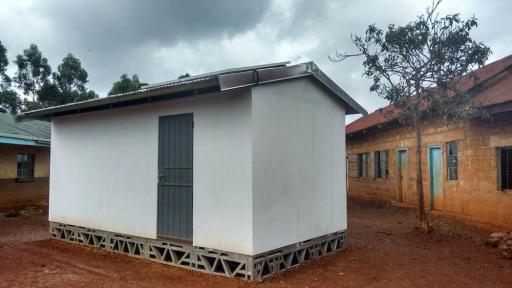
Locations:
0;40;21;114
332;0;491;232
20;98;43;112
0;90;21;115
12;45;98;112
36;82;61;108
37;54;98;108
178;73;190;79
108;74;147;96
54;53;88;93
13;44;52;102
0;40;11;88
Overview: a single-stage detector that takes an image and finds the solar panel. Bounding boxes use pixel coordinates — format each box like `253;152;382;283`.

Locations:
143;61;290;89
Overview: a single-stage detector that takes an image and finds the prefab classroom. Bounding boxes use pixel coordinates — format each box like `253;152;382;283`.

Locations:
18;62;367;280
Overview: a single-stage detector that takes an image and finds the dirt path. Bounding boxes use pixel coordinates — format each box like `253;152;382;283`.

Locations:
0;199;510;287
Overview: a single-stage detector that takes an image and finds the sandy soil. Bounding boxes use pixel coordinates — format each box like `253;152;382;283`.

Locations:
0;198;510;288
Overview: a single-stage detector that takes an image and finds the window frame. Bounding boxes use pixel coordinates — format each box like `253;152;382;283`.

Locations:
347;154;359;178
446;141;459;181
373;150;389;179
357;152;369;178
16;153;35;181
498;147;512;192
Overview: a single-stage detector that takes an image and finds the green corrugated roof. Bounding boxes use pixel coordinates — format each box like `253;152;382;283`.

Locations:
0;112;50;144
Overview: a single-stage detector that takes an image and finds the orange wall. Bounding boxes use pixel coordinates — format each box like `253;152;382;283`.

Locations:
0;143;50;209
0;144;50;179
347;112;512;228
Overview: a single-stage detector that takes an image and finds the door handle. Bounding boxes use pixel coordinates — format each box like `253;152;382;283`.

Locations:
158;168;164;183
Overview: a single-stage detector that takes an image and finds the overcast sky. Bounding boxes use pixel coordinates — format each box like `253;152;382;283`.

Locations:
1;0;511;121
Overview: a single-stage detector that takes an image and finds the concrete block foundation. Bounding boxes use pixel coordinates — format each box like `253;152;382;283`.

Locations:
49;222;346;281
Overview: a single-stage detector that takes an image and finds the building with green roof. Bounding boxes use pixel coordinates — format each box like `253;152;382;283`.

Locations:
0;112;50;210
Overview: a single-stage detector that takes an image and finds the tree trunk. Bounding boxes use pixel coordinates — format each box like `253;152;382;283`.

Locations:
414;117;431;233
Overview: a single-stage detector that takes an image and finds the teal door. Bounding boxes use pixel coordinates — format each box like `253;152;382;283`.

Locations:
429;147;443;210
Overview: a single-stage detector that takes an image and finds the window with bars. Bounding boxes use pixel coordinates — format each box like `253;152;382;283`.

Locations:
499;148;512;191
374;150;388;179
447;141;458;181
17;153;35;180
357;152;369;178
347;154;359;178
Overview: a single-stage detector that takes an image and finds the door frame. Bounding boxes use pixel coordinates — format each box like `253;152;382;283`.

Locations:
427;145;443;210
396;148;408;202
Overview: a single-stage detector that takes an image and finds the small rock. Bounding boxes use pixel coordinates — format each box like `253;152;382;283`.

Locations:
498;238;512;260
486;232;510;247
490;232;509;239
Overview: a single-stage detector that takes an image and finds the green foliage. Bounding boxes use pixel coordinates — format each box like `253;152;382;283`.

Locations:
108;74;147;96
178;73;190;79
15;50;99;111
35;53;98;108
0;90;21;114
332;0;491;122
13;44;52;102
54;53;88;93
21;99;44;112
36;82;61;107
65;90;99;103
0;40;11;87
0;41;21;115
1;42;98;113
38;88;98;107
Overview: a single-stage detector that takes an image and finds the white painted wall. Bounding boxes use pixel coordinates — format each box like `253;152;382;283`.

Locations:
251;78;347;254
49;89;254;254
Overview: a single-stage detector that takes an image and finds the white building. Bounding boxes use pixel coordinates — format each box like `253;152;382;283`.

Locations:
18;62;366;280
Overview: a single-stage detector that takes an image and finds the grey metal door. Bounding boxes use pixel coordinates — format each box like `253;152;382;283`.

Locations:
157;113;193;241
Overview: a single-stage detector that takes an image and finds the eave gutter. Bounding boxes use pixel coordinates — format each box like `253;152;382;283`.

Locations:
0;136;50;147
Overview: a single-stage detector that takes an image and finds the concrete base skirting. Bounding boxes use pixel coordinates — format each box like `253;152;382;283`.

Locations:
49;222;346;281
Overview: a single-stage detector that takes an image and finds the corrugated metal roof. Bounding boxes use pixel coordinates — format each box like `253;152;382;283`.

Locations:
141;61;290;90
346;54;512;135
16;61;367;121
0;112;50;145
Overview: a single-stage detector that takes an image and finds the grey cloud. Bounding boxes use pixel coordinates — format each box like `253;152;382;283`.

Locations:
0;0;271;97
270;0;512;118
36;0;272;48
0;0;510;118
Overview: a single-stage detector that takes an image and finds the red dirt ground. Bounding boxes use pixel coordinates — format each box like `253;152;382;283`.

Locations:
0;199;510;288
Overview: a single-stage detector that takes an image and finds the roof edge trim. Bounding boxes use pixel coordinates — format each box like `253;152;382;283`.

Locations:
16;61;367;120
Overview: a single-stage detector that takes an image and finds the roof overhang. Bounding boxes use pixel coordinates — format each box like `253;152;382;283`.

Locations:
218;62;367;115
16;77;220;121
16;62;367;121
0;135;50;147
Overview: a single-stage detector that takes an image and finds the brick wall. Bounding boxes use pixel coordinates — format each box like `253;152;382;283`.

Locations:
347;112;512;228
